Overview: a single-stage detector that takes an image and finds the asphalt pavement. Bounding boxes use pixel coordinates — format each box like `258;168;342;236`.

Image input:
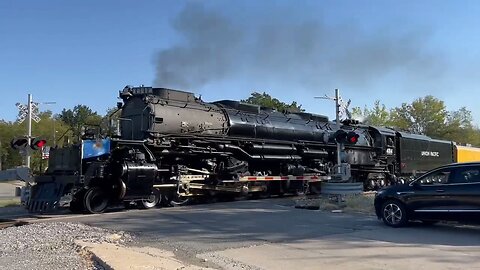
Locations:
58;198;480;270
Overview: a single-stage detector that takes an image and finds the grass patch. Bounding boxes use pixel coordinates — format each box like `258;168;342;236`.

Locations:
342;193;375;214
0;198;21;208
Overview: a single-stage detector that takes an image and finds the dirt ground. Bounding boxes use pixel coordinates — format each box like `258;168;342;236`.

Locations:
78;240;210;270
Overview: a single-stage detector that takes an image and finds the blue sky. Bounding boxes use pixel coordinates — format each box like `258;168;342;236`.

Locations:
1;0;480;123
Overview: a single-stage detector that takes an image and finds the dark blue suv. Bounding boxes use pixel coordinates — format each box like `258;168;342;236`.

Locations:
374;162;480;227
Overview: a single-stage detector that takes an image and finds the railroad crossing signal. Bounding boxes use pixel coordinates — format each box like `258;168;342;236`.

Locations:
10;137;30;157
10;137;47;150
347;132;359;144
10;138;29;150
16;94;46;167
10;137;47;158
332;130;347;143
31;138;47;150
337;97;352;120
16;103;28;123
332;130;359;144
16;101;40;123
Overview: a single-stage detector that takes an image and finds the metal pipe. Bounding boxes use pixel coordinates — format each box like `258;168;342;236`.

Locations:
301;149;329;157
335;89;342;173
219;144;302;160
248;144;297;154
251;155;302;160
26;94;32;168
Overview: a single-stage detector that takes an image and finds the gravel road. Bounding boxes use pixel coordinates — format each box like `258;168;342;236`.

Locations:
0;222;132;270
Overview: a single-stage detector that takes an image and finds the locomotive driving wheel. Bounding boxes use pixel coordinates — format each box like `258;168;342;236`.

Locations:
84;187;109;214
138;188;161;209
170;195;190;206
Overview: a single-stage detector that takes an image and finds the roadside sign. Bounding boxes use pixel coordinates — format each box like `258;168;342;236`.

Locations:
41;146;50;160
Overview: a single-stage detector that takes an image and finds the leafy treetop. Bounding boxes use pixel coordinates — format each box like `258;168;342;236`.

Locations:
241;92;304;113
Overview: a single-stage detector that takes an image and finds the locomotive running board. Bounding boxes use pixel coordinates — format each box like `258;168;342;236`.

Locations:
223;175;330;183
162;174;330;183
152;174;328;187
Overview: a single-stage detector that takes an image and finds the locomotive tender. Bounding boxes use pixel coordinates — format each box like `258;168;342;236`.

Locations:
26;86;479;213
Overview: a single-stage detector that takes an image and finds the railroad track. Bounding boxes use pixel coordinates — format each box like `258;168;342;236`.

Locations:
0;219;30;229
0;208;86;230
0;191;376;230
0;204;167;230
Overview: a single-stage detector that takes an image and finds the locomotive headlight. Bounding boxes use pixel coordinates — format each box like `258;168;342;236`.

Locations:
386;148;394;155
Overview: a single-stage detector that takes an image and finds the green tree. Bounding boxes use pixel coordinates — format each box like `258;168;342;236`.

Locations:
0;120;24;170
28;111;71;173
241;92;304;113
59;105;102;141
356;95;480;146
103;106;122;136
441;107;477;145
352;100;391;126
389;95;448;137
0;110;72;171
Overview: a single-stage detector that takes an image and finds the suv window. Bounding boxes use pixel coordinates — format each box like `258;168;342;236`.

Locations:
417;169;452;185
452;166;480;183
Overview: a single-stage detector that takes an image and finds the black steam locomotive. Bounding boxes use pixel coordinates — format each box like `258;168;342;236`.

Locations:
27;86;457;213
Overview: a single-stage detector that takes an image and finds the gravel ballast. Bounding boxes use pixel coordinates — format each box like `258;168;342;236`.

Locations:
0;222;132;270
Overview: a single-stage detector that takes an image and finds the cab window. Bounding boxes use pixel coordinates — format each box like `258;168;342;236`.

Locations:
452;166;480;183
416;169;452;185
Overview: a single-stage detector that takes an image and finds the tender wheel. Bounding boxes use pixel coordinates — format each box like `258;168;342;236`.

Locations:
84;187;109;214
138;189;161;209
381;200;408;227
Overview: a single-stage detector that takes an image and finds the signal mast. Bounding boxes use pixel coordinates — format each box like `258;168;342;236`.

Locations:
315;89;356;180
15;94;53;168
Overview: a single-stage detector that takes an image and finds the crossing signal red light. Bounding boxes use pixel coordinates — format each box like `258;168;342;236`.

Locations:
10;138;28;150
31;138;47;150
333;130;348;144
347;132;359;144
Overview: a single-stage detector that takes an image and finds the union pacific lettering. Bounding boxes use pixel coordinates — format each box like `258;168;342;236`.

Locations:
421;151;440;157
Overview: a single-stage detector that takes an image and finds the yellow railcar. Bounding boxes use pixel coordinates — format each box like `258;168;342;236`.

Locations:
455;145;480;163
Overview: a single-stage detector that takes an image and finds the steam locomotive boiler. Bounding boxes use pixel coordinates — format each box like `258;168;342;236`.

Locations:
27;85;457;214
116;86;395;191
118;86;385;180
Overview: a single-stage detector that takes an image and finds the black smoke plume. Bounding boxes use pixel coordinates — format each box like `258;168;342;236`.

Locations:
154;2;444;91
